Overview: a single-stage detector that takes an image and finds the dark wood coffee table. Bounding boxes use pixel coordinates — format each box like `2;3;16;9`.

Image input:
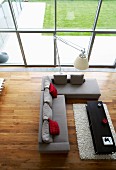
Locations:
86;101;116;154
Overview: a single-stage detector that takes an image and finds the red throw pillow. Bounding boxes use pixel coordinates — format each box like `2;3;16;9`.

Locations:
49;119;60;135
49;83;57;98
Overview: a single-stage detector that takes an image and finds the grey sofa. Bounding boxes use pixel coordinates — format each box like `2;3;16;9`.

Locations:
41;75;101;99
38;74;101;153
39;91;70;153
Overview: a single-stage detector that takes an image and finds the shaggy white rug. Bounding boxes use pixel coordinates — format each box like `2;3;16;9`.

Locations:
73;104;116;159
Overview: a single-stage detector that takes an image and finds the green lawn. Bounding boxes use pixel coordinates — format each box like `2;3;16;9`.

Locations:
31;0;116;35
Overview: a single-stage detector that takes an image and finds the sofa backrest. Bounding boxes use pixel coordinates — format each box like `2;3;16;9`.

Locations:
38;91;44;143
41;76;52;91
51;74;85;85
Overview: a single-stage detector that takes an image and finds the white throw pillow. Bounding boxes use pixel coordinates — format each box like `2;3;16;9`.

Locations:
44;88;52;108
44;79;50;89
42;120;53;143
43;103;52;120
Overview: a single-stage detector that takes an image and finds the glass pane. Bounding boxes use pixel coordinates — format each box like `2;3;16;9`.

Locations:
18;1;54;29
0;1;15;29
0;33;24;65
89;34;116;66
56;34;91;65
57;0;98;29
0;32;8;48
11;0;22;19
97;0;116;29
0;34;4;47
20;33;54;65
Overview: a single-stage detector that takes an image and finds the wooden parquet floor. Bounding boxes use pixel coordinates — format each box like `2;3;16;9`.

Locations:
0;71;116;170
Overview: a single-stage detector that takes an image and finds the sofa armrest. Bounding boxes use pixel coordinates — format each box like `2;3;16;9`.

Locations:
39;142;70;153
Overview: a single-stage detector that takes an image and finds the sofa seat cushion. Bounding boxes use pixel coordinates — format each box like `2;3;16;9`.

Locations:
52;95;69;143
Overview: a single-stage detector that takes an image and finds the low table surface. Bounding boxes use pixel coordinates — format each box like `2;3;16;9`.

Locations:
86;101;116;154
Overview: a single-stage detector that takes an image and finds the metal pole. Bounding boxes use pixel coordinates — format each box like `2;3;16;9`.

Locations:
54;38;62;73
87;0;102;60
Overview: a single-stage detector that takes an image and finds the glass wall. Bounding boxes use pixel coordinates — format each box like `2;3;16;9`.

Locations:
96;0;116;29
56;33;91;65
89;34;116;66
0;0;15;29
17;0;54;29
0;0;116;68
88;0;116;66
57;0;98;30
20;33;54;65
0;33;24;65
